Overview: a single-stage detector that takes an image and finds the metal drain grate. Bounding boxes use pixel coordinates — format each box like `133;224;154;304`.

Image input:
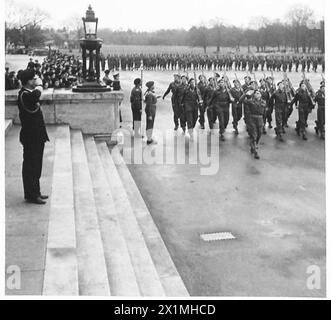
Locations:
200;232;236;242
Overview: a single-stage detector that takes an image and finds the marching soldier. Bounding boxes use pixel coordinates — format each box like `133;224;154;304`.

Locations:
208;79;231;141
181;78;201;140
174;75;189;133
230;79;243;134
163;74;181;130
181;78;202;140
197;74;207;129
240;90;266;159
269;82;288;141
130;78;143;138
314;83;325;139
291;81;315;140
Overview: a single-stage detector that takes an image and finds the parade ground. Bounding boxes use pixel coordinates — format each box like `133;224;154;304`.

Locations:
5;55;326;296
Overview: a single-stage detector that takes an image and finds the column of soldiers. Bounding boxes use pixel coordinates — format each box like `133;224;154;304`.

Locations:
161;72;325;160
102;52;325;73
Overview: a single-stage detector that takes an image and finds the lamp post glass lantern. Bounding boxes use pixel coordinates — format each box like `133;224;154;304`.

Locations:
72;5;110;92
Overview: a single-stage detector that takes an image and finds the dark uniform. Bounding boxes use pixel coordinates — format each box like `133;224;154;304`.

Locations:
291;88;314;140
181;86;200;136
144;86;157;144
18;87;49;201
270;89;288;140
197;80;207;128
130;83;142;136
230;86;243;133
163;80;180;129
314;87;325;139
208;87;231;138
173;82;188;132
241;95;266;159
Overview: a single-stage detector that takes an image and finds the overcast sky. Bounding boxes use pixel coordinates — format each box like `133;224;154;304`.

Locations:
6;0;326;31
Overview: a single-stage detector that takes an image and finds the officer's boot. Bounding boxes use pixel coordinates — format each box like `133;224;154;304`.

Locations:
263;126;267;134
302;130;307;140
268;121;273;129
295;122;300;136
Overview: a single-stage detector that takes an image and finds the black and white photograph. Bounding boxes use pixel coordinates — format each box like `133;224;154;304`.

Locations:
1;0;328;300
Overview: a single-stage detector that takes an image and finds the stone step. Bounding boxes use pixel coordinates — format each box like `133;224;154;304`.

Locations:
111;147;189;297
84;136;140;296
43;125;79;296
71;130;111;296
5;119;13;135
96;141;166;296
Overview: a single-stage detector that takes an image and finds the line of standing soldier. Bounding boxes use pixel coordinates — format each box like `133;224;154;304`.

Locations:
162;73;325;159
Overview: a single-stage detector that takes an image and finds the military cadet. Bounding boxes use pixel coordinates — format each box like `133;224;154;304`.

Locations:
197;74;207;129
208;79;231;141
314;83;325;139
144;81;158;145
130;78;143;138
230;79;243;134
291;81;315;140
240;90;266;159
181;78;201;140
269;82;288;141
163;74;181;130
17;69;49;204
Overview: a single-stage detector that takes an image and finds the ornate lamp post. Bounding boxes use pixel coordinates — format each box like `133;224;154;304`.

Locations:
73;5;110;92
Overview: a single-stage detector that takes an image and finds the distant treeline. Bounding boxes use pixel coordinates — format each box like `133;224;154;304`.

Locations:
5;3;324;54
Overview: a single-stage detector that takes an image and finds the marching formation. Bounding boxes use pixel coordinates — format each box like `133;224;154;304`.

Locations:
131;71;325;160
103;52;325;73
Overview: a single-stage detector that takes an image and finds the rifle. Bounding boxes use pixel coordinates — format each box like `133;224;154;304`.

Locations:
223;71;235;102
194;70;203;104
302;72;316;106
283;72;292;104
234;73;243;91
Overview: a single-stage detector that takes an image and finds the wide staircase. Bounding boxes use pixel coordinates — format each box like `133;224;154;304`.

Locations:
5;123;188;297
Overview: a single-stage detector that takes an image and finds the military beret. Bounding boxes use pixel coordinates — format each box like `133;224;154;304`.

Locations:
188;78;195;84
104;70;110;75
320;81;325;86
244;76;251;80
113;72;120;78
277;81;283;86
146;81;154;89
181;75;187;79
18;69;35;85
214;73;220;78
134;78;141;85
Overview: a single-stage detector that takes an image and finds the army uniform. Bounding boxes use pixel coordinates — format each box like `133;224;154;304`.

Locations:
173;81;188;132
291;89;314;140
18;73;49;202
270;89;288;140
163;79;181;130
197;80;207;129
208;87;231;139
314;87;325;139
181;85;200;137
230;86;243;134
130;80;142;136
241;95;266;159
144;82;158;144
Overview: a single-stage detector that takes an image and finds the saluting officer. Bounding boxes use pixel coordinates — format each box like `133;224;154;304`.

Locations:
230;79;243;134
163;74;181;130
17;69;49;204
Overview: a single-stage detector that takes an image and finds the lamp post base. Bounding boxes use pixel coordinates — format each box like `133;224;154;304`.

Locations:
72;81;111;93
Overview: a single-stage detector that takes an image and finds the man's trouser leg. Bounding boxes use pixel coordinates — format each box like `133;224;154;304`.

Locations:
207;107;214;130
22;142;45;200
172;103;179;129
146;108;156;141
198;104;205;127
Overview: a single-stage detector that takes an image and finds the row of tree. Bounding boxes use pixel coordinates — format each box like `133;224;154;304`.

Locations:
5;1;324;54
